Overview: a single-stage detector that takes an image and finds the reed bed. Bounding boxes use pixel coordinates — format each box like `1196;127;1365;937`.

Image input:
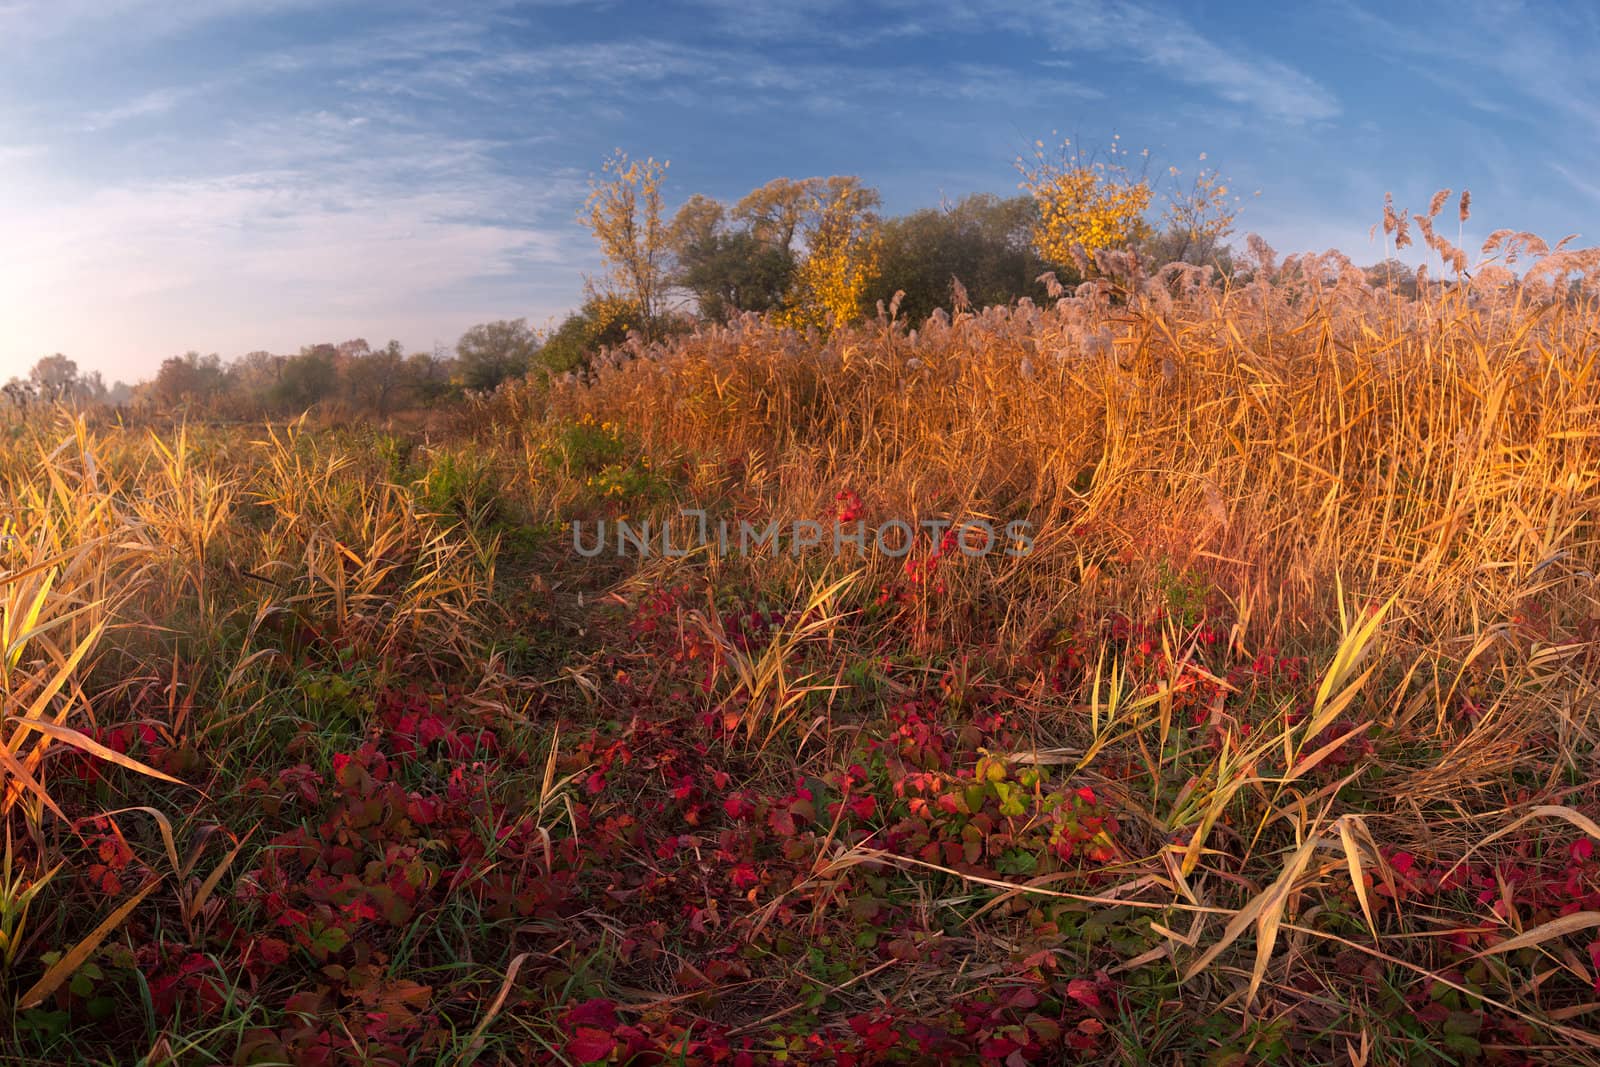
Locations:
0;231;1598;1062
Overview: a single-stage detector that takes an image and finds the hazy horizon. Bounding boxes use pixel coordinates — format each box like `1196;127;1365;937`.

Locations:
3;0;1596;384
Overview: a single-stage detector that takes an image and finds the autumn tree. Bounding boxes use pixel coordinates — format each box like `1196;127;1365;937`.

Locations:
733;178;821;255
667;193;724;258
152;352;225;408
226;350;286;411
1361;258;1419;298
343;340;409;413
1143;155;1246;268
27;354;109;406
778;177;882;331
581;150;671;340
29;354;80;402
332;339;369;400
1017;137;1152;267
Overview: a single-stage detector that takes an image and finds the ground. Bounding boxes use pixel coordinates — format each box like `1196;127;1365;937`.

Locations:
4;280;1600;1065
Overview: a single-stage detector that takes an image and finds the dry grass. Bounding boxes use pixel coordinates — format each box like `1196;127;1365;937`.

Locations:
0;415;498;1028
553;255;1599;652
1;213;1599;1061
496;231;1600;1056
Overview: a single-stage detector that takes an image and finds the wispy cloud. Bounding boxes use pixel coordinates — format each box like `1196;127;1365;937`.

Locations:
0;101;590;378
688;0;934;49
0;0;335;50
998;0;1340;123
1340;0;1600;133
80;86;195;131
677;0;1339;122
0;143;45;167
1551;163;1600;209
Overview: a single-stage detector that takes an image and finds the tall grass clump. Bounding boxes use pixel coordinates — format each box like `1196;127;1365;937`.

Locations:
554;228;1600;660
0;412;499;1037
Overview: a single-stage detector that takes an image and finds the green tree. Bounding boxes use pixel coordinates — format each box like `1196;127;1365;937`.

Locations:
537;296;641;377
867;194;1049;321
272;346;337;410
455;319;538;390
407;350;455;403
668;194;794;322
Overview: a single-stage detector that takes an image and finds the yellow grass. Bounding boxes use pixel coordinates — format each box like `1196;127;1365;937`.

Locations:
1;222;1598;1058
511;248;1600;1035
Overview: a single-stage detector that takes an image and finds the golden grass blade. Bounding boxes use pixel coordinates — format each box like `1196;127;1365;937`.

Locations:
1184;829;1321;1006
12;570;58;659
1336;815;1379;943
1304;592;1394;742
0;551;74;593
11;619;105;733
9;720;183;786
1179;743;1251;877
0;745;68;823
1439;804;1600;885
4;603;96;676
18;877;162;1010
185;832;253;924
1284;921;1600;1049
450;952;530;1067
98;806;183;876
840;845;1232;914
1286;720;1374;782
1471;911;1600;959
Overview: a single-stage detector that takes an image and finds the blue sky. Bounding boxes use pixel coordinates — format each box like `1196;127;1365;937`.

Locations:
1;0;1595;383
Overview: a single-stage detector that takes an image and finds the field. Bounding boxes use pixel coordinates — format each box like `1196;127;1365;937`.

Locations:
3;254;1600;1065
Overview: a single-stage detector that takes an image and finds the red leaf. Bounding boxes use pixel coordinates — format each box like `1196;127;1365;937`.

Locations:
1066;977;1102;1011
566;1027;616;1063
563;999;618;1029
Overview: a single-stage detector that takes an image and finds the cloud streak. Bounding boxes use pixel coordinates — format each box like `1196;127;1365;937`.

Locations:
677;0;1340;122
996;0;1340;123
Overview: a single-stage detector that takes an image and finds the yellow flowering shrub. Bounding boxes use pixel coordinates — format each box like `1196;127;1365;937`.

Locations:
778;188;881;331
1017;139;1152;264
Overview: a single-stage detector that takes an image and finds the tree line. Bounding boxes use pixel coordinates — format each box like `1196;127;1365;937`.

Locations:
6;138;1356;417
574;139;1248;350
